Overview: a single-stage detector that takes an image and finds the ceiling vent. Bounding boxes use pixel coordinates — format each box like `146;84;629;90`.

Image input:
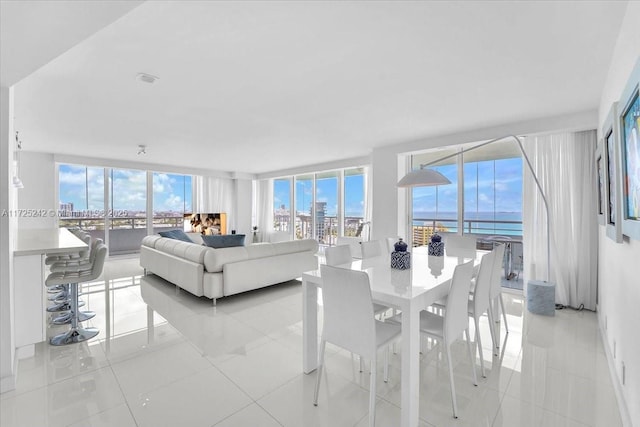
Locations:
136;73;159;84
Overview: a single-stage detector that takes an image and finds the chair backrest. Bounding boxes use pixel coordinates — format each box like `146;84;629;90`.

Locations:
320;264;376;358
471;250;495;316
336;236;362;258
385;237;396;253
361;240;382;259
325;244;352;266
444;260;475;342
89;238;104;263
82;242;108;282
444;234;477;257
489;243;506;299
78;233;92;258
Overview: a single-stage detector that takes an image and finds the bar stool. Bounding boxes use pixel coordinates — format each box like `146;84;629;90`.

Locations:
46;242;107;346
45;231;91;298
47;238;103;325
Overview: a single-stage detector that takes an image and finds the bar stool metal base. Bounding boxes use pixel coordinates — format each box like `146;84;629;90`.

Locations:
51;311;95;325
46;300;85;312
50;327;99;346
47;285;64;293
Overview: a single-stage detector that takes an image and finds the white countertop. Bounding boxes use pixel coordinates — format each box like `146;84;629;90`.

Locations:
14;228;88;256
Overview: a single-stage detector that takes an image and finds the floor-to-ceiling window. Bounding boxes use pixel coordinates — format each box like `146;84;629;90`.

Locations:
273;178;291;232
109;169;147;254
274;167;368;244
462;141;522;236
410;142;522;244
411;148;459;246
295;175;314;240
152;172;193;233
315;171;338;245
58;164;106;242
409;141;523;288
59;163;194;254
344;167;366;237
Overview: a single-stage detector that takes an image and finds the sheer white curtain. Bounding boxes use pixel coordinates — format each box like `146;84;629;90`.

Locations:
194;176;235;225
522;130;598;310
256;179;273;236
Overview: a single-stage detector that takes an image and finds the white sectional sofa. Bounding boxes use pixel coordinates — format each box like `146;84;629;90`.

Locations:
140;235;319;303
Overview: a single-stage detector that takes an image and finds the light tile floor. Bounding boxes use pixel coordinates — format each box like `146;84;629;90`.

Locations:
1;256;622;427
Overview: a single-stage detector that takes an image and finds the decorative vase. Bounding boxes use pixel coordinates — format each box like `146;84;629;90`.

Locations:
428;233;444;256
391;238;411;270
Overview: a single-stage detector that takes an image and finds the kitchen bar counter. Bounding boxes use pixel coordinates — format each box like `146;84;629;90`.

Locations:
13;228;88;351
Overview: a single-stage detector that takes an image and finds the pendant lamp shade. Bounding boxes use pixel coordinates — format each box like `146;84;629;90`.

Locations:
396;168;452;187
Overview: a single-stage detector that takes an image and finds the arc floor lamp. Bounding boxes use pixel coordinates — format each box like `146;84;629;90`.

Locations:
397;135;551;283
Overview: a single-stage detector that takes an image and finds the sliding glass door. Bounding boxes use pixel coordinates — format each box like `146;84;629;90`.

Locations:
59;163;194;255
109;169;147;255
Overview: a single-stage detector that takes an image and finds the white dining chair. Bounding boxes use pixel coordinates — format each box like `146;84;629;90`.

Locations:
489;243;508;348
336;236;363;258
325;244;390;373
385;237;396;253
359;241;393;319
444;234;477;257
324;244;352;266
467;250;496;378
313;265;401;427
425;259;476;418
361;240;383;259
390;259;477;419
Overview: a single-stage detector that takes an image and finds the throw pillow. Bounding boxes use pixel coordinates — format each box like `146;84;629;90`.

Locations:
201;234;246;248
158;229;193;243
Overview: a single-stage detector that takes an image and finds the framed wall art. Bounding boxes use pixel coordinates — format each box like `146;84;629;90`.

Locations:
602;102;623;243
618;59;640;240
595;143;606;226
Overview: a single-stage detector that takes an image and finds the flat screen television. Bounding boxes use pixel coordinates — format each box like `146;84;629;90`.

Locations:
184;213;227;235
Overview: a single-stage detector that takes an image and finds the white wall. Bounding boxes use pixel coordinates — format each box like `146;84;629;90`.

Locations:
0;85;17;392
596;2;640;426
17;151;56;229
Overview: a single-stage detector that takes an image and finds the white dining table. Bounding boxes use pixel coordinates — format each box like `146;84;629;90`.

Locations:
302;246;484;427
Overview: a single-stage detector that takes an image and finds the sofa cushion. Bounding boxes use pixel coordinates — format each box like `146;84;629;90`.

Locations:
202;234;246;248
158;229;193;243
185;232;204;245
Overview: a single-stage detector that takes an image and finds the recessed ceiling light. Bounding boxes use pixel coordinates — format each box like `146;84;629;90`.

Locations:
136;73;159;84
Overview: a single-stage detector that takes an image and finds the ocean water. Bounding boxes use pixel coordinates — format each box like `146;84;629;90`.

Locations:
413;211;522;236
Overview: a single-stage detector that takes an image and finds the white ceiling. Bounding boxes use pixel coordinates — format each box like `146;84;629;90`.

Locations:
5;1;628;175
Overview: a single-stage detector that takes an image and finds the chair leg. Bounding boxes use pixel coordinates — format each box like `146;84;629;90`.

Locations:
489;301;500;351
499;294;509;334
313;339;327;406
486;308;498;355
464;328;478;386
360;355;364;372
369;354;377;427
445;341;458;419
474;317;486;378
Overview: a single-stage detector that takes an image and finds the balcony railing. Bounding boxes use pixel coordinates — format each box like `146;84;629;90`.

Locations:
59;216;184;255
412;217;522;246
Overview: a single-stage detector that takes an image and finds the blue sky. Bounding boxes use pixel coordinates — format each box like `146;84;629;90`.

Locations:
273;174;365;217
413;158;523;217
59;164;192;212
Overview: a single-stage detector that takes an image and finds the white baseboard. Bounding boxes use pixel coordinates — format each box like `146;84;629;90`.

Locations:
598;312;633;427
